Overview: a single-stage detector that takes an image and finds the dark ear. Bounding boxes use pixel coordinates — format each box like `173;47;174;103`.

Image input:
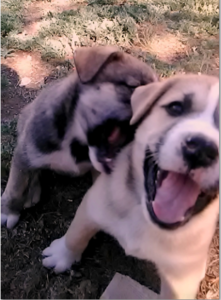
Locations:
74;46;119;83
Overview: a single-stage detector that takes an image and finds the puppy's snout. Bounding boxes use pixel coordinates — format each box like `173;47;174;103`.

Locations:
182;135;218;169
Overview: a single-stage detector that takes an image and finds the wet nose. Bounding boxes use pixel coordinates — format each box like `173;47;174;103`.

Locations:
182;135;218;169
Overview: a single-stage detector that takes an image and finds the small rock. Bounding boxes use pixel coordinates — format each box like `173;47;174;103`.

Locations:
73;271;82;278
20;77;31;87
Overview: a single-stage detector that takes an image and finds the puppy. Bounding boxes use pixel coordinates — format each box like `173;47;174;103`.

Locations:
42;74;219;299
1;46;157;229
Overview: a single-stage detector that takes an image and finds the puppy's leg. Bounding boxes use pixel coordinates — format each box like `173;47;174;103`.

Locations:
160;278;199;300
160;276;177;299
160;261;207;299
42;194;99;273
1;150;32;228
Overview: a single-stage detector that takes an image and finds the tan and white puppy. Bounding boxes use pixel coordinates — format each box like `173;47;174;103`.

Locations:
42;74;219;299
1;46;157;229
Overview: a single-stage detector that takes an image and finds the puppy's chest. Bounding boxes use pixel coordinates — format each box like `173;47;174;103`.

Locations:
116;209;207;267
113;209;156;259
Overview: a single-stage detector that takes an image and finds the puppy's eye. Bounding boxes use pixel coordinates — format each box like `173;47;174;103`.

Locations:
165;101;184;117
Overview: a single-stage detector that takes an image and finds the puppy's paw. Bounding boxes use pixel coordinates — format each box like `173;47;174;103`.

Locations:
42;236;81;273
1;212;20;229
1;193;21;229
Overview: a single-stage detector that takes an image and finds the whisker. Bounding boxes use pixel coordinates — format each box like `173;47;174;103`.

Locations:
145;149;159;166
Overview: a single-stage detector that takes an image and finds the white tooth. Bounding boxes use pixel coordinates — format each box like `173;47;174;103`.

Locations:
105;158;112;162
180;216;185;222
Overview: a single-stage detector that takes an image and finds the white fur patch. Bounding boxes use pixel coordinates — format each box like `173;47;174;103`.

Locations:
1;213;20;229
1;214;8;226
42;236;81;273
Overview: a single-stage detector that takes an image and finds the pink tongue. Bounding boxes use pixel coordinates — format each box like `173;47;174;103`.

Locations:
152;172;200;224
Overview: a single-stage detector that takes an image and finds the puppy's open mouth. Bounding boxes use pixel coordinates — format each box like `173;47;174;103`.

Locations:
144;148;217;229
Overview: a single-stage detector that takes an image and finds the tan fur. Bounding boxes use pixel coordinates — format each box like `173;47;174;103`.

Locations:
42;74;219;299
130;74;217;124
74;46;119;82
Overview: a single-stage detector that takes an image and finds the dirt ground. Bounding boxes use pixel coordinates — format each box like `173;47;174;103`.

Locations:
1;171;160;299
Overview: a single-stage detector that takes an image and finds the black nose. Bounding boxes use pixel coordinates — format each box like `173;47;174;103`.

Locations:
182;135;218;169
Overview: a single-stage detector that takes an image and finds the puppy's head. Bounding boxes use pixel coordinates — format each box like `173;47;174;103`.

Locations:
74;46;157;173
131;74;219;229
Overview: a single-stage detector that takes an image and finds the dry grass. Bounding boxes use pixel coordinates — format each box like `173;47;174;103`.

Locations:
198;224;219;299
1;51;54;88
137;23;188;63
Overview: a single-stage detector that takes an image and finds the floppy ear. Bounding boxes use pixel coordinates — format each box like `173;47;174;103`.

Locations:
74;46;119;83
130;80;173;125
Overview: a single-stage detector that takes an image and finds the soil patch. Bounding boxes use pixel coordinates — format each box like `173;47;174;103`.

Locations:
1;64;38;122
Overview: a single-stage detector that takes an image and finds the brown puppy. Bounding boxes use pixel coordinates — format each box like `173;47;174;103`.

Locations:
42;74;219;299
1;46;157;229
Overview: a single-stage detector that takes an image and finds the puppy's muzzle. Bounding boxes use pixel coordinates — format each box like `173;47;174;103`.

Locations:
182;134;219;169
